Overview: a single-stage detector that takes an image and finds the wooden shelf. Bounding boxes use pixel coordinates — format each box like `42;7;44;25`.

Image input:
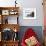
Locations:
2;40;19;42
0;7;20;46
0;40;19;46
0;7;19;16
3;41;18;46
0;7;19;10
0;24;20;32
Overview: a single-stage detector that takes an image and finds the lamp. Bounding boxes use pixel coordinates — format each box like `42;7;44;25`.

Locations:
15;0;17;7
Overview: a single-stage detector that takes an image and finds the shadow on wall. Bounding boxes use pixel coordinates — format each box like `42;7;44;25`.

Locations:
18;26;43;43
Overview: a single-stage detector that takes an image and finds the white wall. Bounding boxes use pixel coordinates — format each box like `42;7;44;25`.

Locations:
17;0;44;26
0;0;44;26
0;0;15;7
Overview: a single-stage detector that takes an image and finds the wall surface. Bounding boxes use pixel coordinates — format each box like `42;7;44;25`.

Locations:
0;0;44;26
0;0;15;7
17;0;44;26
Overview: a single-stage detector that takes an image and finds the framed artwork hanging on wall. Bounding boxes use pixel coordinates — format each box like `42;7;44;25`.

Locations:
23;8;36;19
2;10;9;15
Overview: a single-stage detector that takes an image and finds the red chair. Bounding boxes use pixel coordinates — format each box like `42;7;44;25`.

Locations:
21;28;41;46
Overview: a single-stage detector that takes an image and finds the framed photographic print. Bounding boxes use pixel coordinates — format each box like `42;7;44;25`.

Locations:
2;10;9;15
23;8;36;19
